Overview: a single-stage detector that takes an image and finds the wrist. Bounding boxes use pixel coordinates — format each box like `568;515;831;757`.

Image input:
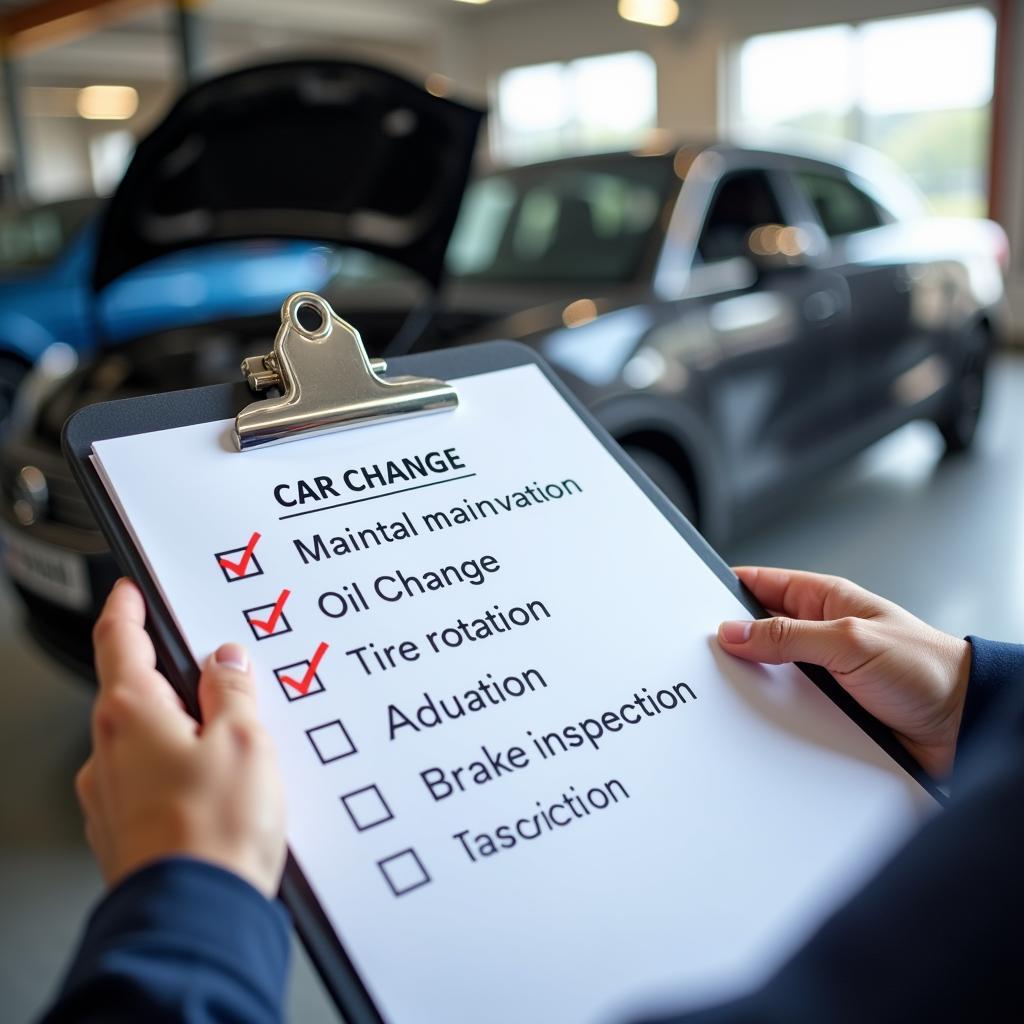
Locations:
907;634;972;779
941;635;973;742
106;821;284;899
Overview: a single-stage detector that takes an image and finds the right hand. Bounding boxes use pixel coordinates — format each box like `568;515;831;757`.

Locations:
717;566;972;780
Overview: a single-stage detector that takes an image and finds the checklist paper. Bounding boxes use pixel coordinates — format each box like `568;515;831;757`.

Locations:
90;363;937;1023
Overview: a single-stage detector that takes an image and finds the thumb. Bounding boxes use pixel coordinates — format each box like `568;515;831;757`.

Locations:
718;616;849;669
198;643;258;724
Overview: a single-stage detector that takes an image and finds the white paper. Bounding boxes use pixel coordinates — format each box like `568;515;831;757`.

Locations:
92;363;936;1023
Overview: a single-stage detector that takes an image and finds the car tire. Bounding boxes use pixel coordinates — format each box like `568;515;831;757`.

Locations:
623;445;697;523
935;326;989;455
0;354;29;431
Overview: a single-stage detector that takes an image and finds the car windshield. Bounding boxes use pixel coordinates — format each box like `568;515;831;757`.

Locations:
446;155;676;284
0;198;98;274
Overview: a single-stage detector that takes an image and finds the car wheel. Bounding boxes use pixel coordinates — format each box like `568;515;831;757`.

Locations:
0;355;29;431
936;328;989;455
623;445;697;523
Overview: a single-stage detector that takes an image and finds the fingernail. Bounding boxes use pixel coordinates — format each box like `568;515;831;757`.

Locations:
215;643;248;671
719;620;752;643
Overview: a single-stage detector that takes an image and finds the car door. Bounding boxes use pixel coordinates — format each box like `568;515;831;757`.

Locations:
685;167;854;502
789;168;917;427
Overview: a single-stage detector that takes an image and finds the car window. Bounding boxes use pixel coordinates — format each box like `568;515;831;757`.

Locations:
446;157;674;284
0;198;98;274
795;171;884;237
696;170;784;264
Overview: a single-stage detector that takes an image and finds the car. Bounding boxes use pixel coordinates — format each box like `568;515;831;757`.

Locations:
0;59;1010;678
0;197;334;424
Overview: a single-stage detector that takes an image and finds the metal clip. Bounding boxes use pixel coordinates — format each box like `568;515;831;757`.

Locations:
234;292;458;451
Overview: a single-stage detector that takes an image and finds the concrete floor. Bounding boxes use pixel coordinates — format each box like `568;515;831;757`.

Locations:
3;354;1022;1023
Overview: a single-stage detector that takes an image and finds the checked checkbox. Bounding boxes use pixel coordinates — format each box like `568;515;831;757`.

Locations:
377;848;431;897
306;720;357;763
274;642;328;701
215;531;263;582
340;784;394;832
243;589;292;641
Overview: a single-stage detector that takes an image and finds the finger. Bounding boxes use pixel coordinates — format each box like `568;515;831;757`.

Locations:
92;580;194;743
718;615;875;674
198;643;259;726
74;757;96;814
732;566;874;622
93;579;157;689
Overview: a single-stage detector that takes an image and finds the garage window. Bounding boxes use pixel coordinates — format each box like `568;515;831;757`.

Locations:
492;51;657;165
729;7;995;216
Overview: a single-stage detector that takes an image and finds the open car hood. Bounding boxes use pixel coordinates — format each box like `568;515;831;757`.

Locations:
92;60;484;292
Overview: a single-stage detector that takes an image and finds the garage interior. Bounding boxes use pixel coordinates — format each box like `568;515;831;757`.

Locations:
2;0;1023;1020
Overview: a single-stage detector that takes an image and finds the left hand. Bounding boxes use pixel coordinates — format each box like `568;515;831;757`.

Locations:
75;579;287;898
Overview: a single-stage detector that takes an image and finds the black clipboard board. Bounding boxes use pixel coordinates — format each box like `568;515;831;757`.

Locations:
63;314;944;1024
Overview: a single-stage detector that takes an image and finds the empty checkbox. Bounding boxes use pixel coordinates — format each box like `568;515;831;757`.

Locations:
340;784;394;832
377;848;431;897
307;720;357;763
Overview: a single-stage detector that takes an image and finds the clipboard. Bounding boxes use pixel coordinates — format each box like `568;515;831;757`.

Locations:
63;293;942;1024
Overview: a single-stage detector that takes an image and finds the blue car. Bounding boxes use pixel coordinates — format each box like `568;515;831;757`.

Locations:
0;197;334;420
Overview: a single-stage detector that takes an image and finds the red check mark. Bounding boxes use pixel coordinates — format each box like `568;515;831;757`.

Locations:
248;588;291;634
280;642;329;695
219;531;261;577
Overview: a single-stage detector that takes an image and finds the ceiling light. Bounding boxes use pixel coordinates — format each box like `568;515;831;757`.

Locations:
452;0;491;5
77;85;138;120
618;0;680;28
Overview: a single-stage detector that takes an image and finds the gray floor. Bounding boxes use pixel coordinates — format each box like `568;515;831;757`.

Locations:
3;355;1022;1023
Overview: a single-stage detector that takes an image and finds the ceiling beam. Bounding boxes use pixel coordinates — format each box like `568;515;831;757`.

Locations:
0;0;170;56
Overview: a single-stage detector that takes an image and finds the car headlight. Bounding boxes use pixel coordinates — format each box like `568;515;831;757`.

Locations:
12;465;48;526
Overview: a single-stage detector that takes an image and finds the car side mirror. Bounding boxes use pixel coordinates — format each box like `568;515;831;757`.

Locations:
746;223;812;273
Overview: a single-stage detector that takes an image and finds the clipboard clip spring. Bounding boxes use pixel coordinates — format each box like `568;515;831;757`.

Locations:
234;292;458;451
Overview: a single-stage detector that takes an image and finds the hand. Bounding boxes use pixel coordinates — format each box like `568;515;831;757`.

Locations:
75;579;286;898
718;566;972;780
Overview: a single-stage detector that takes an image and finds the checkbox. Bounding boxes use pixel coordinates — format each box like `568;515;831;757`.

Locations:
307;720;357;763
377;848;431;897
243;589;292;641
340;784;394;832
215;532;264;582
274;658;325;701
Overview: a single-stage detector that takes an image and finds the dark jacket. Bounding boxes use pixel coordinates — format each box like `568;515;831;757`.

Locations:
41;637;1024;1024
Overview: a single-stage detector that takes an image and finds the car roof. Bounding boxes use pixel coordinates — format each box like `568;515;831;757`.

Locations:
480;137;926;220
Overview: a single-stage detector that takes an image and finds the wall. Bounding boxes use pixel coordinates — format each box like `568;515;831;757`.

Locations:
441;0;986;136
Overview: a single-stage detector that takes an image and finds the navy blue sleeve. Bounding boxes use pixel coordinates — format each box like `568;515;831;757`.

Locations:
958;636;1024;762
39;858;290;1024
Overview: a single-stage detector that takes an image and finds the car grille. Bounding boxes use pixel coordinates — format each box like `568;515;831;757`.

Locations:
1;439;98;533
46;468;97;530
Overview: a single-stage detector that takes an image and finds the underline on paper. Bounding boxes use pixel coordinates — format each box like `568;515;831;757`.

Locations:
277;473;479;521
